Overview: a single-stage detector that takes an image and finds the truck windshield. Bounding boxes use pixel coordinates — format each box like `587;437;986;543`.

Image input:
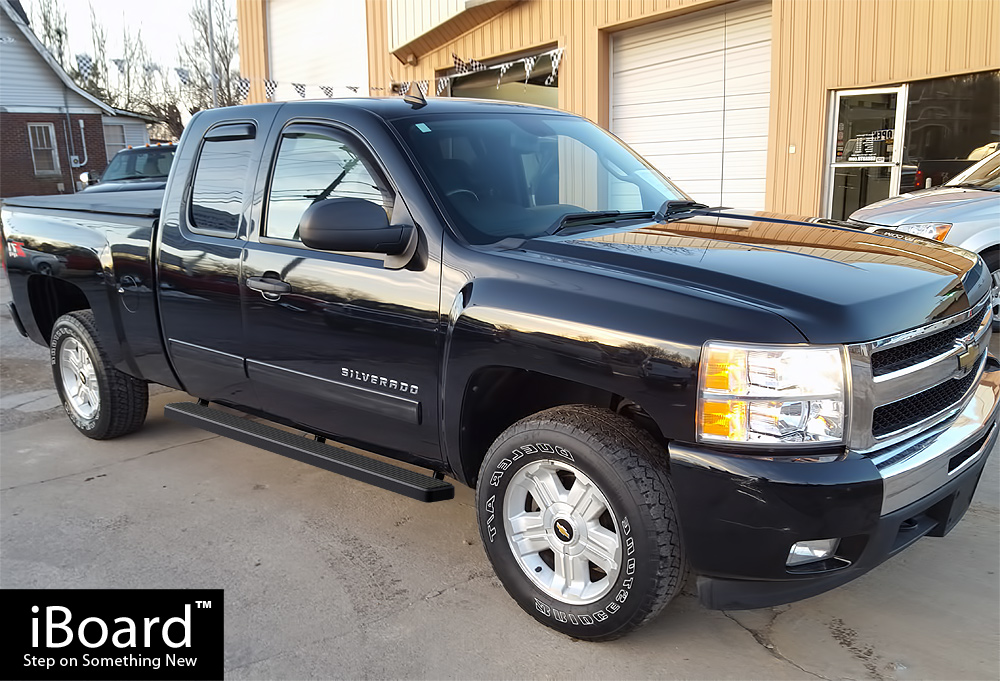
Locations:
392;113;687;244
102;147;175;182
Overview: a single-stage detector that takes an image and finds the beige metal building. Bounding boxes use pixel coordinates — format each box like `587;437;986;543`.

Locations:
237;0;1000;218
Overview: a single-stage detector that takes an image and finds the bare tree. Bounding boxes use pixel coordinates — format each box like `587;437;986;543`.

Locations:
178;0;240;111
30;0;69;68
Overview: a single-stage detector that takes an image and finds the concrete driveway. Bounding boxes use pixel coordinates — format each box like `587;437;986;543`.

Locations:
2;275;998;680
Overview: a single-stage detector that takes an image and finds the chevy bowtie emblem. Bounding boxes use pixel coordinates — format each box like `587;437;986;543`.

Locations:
957;342;981;374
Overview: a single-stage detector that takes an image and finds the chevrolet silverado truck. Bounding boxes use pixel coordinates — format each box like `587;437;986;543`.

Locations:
2;99;997;641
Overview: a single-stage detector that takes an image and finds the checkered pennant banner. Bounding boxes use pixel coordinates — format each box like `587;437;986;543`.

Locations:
320;85;335;98
469;58;487;72
346;85;359;93
397;81;410;95
144;63;160;76
75;53;93;81
111;58;125;74
292;83;306;98
496;61;514;89
236;77;250;102
437;77;449;95
452;53;469;74
416;80;428;96
264;79;277;101
522;56;536;83
175;67;190;85
545;47;564;85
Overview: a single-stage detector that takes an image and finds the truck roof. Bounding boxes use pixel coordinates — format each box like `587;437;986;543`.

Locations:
198;96;575;123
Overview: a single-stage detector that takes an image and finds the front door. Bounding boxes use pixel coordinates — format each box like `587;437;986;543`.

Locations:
241;123;442;461
827;87;907;220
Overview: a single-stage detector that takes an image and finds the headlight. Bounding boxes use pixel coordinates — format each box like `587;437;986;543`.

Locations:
697;342;848;445
894;222;952;241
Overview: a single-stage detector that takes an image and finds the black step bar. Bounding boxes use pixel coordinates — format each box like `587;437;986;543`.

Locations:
164;401;454;502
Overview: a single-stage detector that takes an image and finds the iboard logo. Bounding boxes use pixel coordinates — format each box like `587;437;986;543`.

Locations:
4;589;223;681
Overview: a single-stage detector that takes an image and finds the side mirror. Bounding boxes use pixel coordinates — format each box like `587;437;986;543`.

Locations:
298;198;411;255
79;171;90;185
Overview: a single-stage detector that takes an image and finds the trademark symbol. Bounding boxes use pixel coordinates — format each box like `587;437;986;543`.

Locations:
196;600;212;609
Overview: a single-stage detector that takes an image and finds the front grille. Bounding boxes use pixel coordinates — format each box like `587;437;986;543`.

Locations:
871;369;979;438
871;311;985;376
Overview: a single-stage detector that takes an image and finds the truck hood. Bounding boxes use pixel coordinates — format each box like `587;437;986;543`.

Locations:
849;187;999;226
522;209;990;344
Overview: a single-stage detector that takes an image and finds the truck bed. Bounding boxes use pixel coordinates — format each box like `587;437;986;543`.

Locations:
2;189;164;218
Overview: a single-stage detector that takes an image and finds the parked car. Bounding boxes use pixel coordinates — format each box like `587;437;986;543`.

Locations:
2;99;996;641
80;144;176;193
850;150;1000;323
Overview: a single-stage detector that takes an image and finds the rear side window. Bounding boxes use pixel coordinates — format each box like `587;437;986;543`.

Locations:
189;138;254;236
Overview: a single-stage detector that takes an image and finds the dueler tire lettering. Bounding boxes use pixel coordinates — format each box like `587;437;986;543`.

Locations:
475;405;686;641
50;311;149;440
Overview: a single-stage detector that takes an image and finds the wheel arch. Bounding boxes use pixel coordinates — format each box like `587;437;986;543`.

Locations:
452;364;669;488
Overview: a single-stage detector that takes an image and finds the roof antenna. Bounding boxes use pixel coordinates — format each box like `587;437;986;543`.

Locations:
403;82;427;109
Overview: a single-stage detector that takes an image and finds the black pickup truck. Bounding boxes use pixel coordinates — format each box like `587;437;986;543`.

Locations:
2;99;997;641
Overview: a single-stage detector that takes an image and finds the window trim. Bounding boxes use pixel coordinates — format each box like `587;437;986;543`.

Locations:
260;122;397;249
27;122;61;176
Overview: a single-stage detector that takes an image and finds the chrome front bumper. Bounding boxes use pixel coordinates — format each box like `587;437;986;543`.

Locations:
871;357;999;515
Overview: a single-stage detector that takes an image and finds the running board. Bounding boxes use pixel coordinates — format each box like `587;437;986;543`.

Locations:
164;401;454;502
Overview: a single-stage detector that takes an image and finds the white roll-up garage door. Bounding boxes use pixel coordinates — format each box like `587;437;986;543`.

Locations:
611;0;771;210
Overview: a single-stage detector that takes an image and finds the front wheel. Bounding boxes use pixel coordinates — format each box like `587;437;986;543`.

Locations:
50;311;148;439
476;405;686;641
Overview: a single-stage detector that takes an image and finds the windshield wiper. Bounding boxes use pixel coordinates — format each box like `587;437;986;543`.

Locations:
950;182;998;191
654;200;710;221
546;210;655;236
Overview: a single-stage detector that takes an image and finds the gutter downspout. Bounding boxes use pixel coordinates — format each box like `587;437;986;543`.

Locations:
77;119;89;167
61;89;77;193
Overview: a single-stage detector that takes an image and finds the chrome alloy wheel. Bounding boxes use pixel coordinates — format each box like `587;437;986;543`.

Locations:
991;268;999;319
503;459;623;605
59;338;99;420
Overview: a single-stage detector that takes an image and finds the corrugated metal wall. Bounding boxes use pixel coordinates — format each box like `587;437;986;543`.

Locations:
236;0;270;104
367;0;728;125
388;0;465;51
766;0;1000;216
241;0;1000;216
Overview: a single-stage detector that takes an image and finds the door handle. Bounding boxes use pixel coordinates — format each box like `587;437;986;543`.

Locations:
246;276;291;295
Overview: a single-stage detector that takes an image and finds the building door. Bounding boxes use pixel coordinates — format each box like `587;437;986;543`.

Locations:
611;0;772;210
827;87;907;220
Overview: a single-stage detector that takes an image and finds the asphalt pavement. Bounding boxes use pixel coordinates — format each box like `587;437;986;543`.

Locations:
1;273;998;680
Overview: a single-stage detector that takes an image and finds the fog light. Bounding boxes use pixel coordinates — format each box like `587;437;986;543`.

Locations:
787;538;840;566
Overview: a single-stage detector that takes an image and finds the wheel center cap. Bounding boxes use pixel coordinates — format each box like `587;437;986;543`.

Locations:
553;518;575;543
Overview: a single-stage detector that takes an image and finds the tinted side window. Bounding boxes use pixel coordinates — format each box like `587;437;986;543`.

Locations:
190;138;254;235
266;132;393;241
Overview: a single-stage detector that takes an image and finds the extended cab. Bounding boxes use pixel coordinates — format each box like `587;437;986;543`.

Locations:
2;99;997;641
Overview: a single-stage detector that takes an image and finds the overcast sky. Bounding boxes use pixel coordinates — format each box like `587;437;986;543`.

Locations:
22;0;234;69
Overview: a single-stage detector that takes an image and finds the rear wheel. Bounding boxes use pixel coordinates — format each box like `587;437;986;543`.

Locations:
50;311;148;439
476;405;685;641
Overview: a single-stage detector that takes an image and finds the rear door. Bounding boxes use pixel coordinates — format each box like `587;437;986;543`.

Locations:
240;121;442;460
157;120;267;407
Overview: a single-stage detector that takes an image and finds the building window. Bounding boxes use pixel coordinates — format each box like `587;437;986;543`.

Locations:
105;124;127;161
28;123;60;175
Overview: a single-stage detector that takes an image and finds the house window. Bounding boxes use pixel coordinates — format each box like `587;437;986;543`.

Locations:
28;123;60;175
105;124;126;161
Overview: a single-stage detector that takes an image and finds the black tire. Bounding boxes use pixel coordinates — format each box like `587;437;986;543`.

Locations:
982;247;999;329
476;405;685;641
50;311;148;439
